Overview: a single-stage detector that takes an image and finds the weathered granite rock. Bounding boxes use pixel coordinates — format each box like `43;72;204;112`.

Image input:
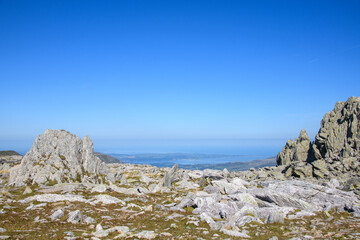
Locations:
50;209;64;220
23;186;33;195
276;97;360;181
134;230;156;239
314;96;360;160
91;194;125;205
200;212;221;230
93;226;130;238
67;210;84;224
161;164;178;187
21;194;88;203
9;130;109;186
277;129;311;166
265;210;284;224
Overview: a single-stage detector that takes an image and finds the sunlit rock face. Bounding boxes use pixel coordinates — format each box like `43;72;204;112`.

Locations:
9;129;108;186
312;96;360;160
276;97;360;180
277;129;312;166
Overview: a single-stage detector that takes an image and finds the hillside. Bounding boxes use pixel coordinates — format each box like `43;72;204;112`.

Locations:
94;152;121;164
0;150;22;157
180;156;276;171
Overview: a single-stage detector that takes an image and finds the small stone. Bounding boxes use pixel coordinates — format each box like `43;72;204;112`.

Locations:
160;232;172;237
144;205;153;212
50;209;64;220
84;216;96;224
96;223;103;232
23;186;33;195
135;230;157;239
67;210;84;224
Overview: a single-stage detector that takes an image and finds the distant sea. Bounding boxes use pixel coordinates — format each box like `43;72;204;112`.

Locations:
109;153;273;168
2;138;286;167
94;139;285;167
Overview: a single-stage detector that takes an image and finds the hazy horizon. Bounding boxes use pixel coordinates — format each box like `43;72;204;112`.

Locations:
1;136;286;157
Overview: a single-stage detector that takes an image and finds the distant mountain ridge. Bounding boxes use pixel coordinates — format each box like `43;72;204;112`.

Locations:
180;156;276;171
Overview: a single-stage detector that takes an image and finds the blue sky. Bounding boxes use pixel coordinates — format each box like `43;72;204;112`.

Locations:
0;0;359;153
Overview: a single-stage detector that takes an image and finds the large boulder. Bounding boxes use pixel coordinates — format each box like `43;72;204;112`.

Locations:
9;129;108;186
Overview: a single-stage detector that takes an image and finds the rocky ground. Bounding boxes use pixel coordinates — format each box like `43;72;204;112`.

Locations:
1;96;360;239
1;163;360;239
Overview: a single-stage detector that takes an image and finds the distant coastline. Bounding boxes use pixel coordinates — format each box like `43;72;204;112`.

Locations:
109;152;276;171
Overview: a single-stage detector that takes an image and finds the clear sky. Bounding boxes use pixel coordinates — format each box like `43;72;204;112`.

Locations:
0;0;359;153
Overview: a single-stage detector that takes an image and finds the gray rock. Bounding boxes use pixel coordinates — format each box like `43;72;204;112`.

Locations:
276;97;360;182
23;186;33;195
162;164;178;187
91;184;109;193
21;193;88;203
200;212;221;230
211;179;244;194
135;230;156;239
203;169;225;180
9;130;109;186
96;223;103;232
67;210;84;224
91;194;125;205
140;173;153;185
204;185;221;194
93;226;130;238
221;228;250;238
50;209;64;220
314;97;360;160
106;171;123;183
26;202;47;210
277;129;311;166
176;179;199;190
265;211;284;223
84;216;96;224
248;187;310;209
120;174;128;185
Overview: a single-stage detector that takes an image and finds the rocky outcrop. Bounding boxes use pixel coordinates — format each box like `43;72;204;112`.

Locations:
277;96;360;180
277;129;312;166
9;129;109;186
313;96;360;160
